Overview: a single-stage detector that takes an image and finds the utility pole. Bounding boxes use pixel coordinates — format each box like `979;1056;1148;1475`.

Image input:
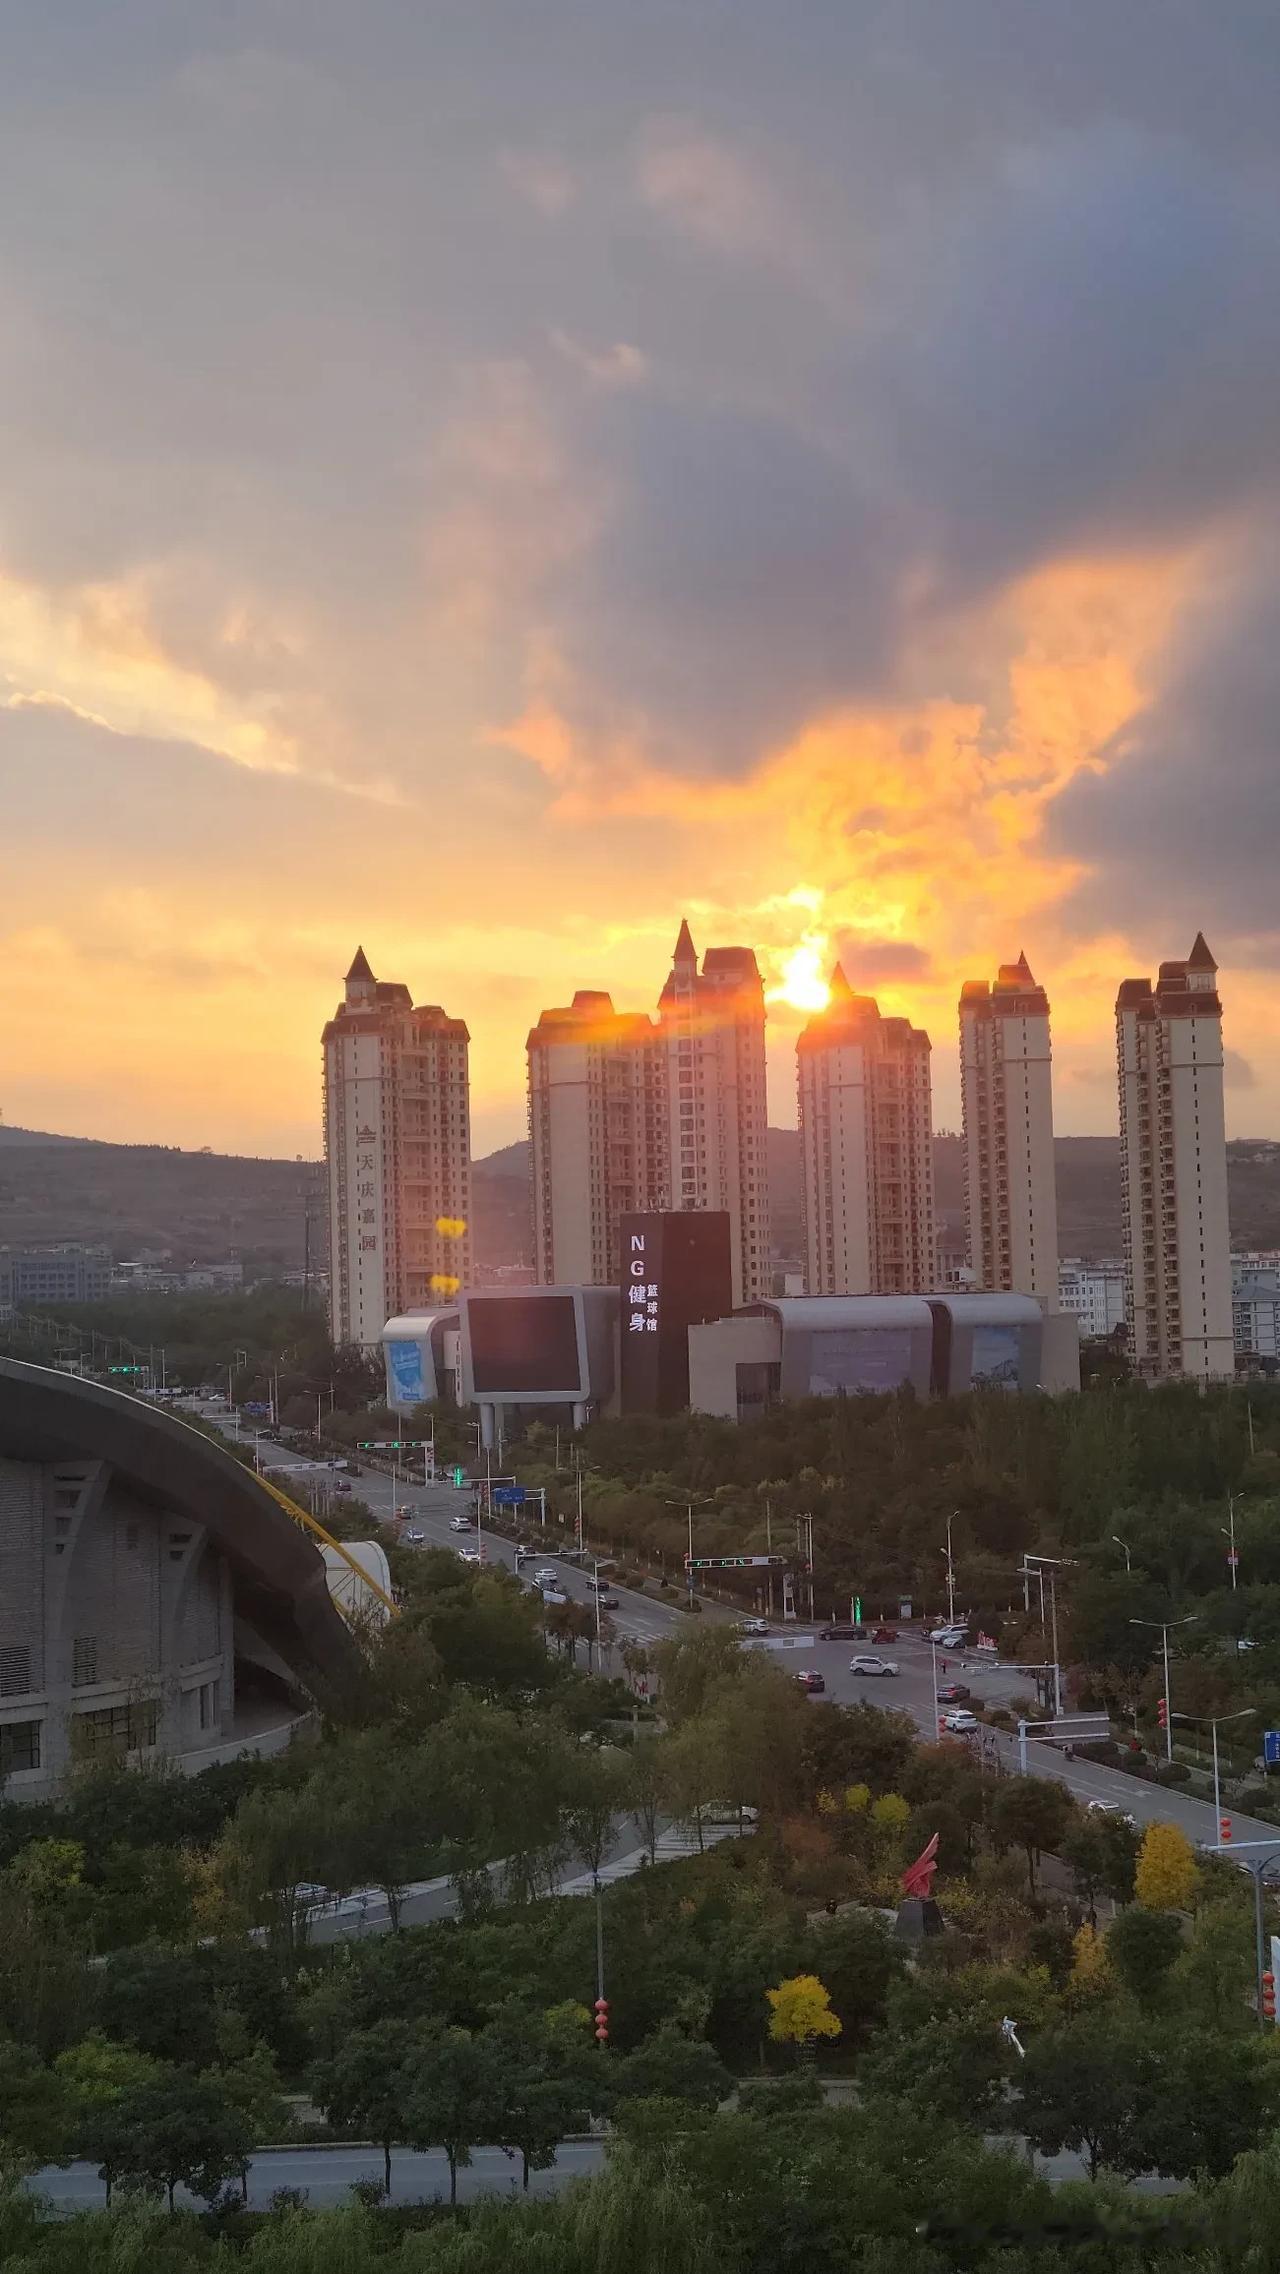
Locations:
944;1512;957;1627
1224;1495;1239;1590
1130;1614;1198;1764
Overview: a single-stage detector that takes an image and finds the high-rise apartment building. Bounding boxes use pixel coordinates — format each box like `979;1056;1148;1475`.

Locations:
959;954;1060;1300
323;949;471;1348
658;922;770;1307
1116;934;1233;1380
527;992;667;1285
797;968;936;1295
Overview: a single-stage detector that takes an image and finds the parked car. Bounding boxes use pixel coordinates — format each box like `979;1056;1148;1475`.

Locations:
700;1802;760;1826
849;1655;898;1678
927;1625;969;1648
936;1683;971;1705
794;1670;826;1694
871;1626;899;1644
941;1708;979;1734
449;1514;473;1533
404;1527;425;1544
819;1622;868;1642
740;1618;769;1637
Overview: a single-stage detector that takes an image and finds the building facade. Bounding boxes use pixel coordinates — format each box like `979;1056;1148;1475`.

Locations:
527;992;667;1285
657;922;770;1307
0;1247;113;1316
323;950;471;1349
959;954;1060;1300
1057;1258;1126;1341
797;969;936;1296
1232;1263;1280;1366
1116;934;1234;1381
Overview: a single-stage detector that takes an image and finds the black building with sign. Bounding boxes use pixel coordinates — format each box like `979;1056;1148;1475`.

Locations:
619;1211;733;1415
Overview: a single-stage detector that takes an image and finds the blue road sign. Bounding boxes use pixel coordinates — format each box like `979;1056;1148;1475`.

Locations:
491;1485;526;1508
1264;1731;1280;1767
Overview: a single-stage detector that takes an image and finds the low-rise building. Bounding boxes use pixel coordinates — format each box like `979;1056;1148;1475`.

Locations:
1057;1258;1126;1341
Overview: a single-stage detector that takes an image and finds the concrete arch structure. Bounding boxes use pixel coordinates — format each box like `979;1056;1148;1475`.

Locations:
0;1357;366;1793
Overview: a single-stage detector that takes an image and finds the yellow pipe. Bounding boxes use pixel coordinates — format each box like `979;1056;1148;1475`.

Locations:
255;1474;399;1618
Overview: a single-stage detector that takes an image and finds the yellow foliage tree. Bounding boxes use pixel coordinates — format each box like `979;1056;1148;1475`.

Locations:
843;1783;872;1814
870;1792;910;1833
1069;1922;1111;1994
1134;1821;1198;1912
766;1974;842;2047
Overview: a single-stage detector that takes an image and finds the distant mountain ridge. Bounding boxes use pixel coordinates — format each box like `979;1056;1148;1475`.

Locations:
2;1123;1278;1273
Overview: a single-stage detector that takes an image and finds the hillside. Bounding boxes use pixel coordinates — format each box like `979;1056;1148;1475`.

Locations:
2;1122;1278;1274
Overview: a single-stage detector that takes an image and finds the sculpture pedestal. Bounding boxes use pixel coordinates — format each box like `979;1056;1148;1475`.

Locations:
894;1896;944;1942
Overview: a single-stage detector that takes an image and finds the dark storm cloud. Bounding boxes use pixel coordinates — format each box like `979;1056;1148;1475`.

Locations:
1049;538;1280;945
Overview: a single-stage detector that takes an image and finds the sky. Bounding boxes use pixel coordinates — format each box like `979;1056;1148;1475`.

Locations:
2;1;1279;1160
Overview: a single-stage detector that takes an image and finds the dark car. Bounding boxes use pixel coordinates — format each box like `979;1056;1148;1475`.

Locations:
818;1623;868;1642
936;1682;971;1705
596;1593;620;1610
794;1670;826;1694
872;1626;899;1644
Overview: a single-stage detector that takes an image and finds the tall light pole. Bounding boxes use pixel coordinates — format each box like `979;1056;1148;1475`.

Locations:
1223;1496;1239;1591
1174;1706;1252;1826
1129;1614;1198;1764
1111;1534;1132;1574
944;1512;957;1627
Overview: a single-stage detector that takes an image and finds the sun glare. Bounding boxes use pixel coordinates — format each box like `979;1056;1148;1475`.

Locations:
774;941;830;1013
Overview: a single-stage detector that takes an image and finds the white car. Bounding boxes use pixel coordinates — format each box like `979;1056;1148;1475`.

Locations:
449;1514;473;1534
458;1548;481;1565
534;1566;559;1587
404;1527;425;1544
741;1618;769;1637
941;1708;979;1734
849;1655;898;1677
928;1625;968;1648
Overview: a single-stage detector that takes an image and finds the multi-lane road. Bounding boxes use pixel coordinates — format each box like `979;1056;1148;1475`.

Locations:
189;1399;1280;1860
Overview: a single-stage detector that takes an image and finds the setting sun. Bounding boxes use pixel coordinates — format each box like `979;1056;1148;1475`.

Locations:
772;940;831;1014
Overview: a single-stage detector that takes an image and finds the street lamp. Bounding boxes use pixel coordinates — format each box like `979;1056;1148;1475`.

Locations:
1020;1555;1072;1718
1172;1705;1252;1827
1223;1495;1239;1591
1111;1534;1132;1574
1129;1614;1198;1764
944;1512;957;1628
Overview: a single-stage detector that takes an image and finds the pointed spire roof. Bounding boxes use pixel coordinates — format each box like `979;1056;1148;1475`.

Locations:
1187;931;1216;971
672;917;697;967
345;946;375;983
1016;949;1034;979
828;961;853;999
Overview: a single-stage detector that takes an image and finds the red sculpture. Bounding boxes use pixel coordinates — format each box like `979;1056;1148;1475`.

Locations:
900;1832;939;1899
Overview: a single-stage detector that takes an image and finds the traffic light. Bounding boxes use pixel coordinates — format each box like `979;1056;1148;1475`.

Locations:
1262;1970;1276;2022
593;1997;610;2045
1220;1816;1233;1844
1157;1697;1168;1730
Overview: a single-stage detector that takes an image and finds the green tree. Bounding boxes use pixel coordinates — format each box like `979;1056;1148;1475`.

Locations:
989;1776;1076;1897
481;2007;602;2189
615;2023;731;2112
402;2023;500;2208
625;1734;668;1865
1016;2009;1156;2180
1105;1904;1184;2006
0;2034;71;2179
88;2071;253;2210
310;2017;416;2197
650;1627;748;1726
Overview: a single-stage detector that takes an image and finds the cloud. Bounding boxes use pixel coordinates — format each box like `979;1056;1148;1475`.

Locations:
1226;1050;1258;1090
834;936;934;985
499;147;578;216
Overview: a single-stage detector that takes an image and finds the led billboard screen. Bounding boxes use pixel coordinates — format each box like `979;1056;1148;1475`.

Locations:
386;1340;427;1406
467;1294;582;1396
619;1213;733;1415
806;1327;915;1397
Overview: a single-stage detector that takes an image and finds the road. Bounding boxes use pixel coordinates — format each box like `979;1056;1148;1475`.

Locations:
31;2140;605;2214
187;1398;1280;1862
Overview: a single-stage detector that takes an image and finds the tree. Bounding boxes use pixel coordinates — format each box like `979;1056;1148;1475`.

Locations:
650;1627;748;1726
0;2034;71;2179
765;1974;842;2054
1106;1904;1183;2006
1068;1922;1112;1996
481;2007;602;2189
615;2023;731;2112
989;1776;1076;1897
310;2016;416;2197
625;1734;668;1865
402;2022;500;2208
88;2071;254;2210
1016;2010;1156;2180
563;1748;625;1893
1134;1820;1198;1911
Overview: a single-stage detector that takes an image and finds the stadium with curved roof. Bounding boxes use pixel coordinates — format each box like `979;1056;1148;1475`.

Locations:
0;1357;366;1793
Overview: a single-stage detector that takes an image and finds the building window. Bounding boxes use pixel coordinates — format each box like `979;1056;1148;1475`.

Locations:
75;1701;159;1757
0;1721;40;1775
72;1637;98;1687
0;1646;32;1698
